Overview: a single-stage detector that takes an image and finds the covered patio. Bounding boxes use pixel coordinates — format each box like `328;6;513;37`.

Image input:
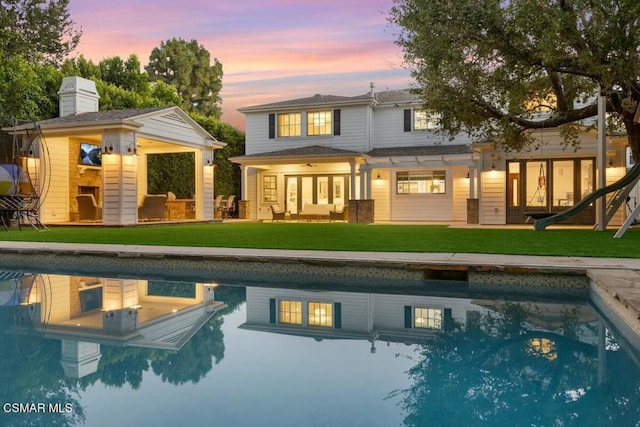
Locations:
5;76;225;226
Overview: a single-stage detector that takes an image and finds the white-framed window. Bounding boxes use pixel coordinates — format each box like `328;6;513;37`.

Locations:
263;175;277;203
308;302;333;327
278;300;302;324
307;111;332;136
278;113;301;137
414;307;442;329
414;110;440;130
397;171;446;194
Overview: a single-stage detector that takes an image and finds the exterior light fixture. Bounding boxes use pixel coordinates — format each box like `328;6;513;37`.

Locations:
126;143;138;155
608;159;614;168
103;143;114;154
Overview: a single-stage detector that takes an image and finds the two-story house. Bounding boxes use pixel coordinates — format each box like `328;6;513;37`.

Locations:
233;85;629;225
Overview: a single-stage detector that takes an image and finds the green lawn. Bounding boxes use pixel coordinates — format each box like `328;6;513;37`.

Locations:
1;223;639;258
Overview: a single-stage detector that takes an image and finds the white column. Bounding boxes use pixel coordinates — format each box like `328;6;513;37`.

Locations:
359;167;367;200
349;161;357;200
240;165;248;200
101;130;138;225
469;167;476;199
596;94;607;231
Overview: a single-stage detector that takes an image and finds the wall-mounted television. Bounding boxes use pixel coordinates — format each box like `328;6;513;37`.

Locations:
79;143;101;166
79;286;103;313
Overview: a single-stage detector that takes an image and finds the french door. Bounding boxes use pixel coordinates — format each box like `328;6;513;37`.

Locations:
285;175;348;214
506;158;595;224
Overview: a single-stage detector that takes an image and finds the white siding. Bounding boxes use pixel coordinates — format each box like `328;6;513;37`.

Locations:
103;279;139;311
389;167;455;221
371;294;478;331
480;170;505;224
40;137;70;223
452;166;470;221
244;106;369;155
371;105;474;149
43;275;71;322
372;169;390;221
245;287;372;333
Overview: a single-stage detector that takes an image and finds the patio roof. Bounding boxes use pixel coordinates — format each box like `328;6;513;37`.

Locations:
366;144;473;157
231;145;365;164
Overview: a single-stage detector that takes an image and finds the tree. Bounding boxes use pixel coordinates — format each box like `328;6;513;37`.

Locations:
145;38;223;118
0;0;81;66
192;114;245;198
389;0;640;161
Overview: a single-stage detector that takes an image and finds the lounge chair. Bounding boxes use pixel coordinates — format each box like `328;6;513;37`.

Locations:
214;195;224;218
76;194;102;222
222;195;236;218
138;194;167;221
270;204;287;222
329;205;349;222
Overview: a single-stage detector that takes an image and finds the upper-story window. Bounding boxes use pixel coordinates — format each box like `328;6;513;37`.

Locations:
404;109;440;131
277;113;301;137
307;111;332;136
414;110;440;130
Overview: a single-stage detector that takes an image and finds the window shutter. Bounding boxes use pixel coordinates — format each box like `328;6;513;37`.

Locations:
268;114;275;139
334;302;342;329
269;298;276;323
333;109;341;135
403;109;412;132
404;305;412;328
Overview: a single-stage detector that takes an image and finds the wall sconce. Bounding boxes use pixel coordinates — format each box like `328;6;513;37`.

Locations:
126;143;138;156
103;143;114;155
375;173;381;181
206;157;213;166
608;159;614;168
490;154;499;170
465;170;470;179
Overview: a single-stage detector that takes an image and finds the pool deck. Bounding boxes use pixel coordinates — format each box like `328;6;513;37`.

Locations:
0;241;639;331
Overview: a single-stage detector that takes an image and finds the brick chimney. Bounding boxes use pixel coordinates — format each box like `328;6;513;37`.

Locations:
58;76;100;117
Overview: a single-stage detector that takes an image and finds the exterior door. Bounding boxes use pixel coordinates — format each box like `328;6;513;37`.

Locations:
285;175;350;213
506;161;523;223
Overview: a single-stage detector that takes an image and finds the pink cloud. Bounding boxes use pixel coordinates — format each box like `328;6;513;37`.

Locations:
68;0;412;130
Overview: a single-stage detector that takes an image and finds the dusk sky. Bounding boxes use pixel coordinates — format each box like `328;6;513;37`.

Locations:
68;0;413;130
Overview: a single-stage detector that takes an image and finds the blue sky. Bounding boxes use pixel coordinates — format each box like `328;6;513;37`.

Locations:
69;0;413;129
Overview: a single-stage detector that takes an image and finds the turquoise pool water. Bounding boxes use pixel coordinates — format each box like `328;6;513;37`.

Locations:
1;270;639;426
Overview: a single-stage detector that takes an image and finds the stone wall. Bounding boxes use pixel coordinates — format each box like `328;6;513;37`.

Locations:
348;199;375;223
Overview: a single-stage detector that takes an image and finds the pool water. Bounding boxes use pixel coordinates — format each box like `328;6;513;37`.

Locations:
1;270;640;426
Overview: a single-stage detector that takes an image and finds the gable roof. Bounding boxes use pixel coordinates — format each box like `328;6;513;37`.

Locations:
4;106;224;148
239;93;373;113
239;89;423;114
367;144;473;157
231;145;364;164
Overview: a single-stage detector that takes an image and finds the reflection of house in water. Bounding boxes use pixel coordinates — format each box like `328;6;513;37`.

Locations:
240;287;600;352
6;273;225;378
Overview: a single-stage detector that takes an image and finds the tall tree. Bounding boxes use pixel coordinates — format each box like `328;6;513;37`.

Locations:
145;38;223;118
390;0;640;161
0;0;81;66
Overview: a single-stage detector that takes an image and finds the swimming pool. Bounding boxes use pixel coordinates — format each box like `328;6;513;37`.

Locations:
1;269;639;426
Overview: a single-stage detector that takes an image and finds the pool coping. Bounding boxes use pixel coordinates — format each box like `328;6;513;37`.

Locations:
0;241;639;336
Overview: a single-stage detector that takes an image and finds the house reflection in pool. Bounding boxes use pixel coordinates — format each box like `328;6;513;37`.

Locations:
9;273;226;378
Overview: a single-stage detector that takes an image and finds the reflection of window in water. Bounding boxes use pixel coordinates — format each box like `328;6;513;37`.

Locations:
308;302;333;327
279;300;302;324
414;307;442;329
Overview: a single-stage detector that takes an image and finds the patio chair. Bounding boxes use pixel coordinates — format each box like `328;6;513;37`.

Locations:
138;194;167;221
76;194;102;222
214;195;224;217
222;195;236;218
270;204;287;222
329;205;349;222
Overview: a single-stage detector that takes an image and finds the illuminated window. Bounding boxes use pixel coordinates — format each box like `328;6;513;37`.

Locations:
279;300;302;324
528;338;557;360
308;302;333;327
278;113;301;137
414;110;440;130
397;171;446;194
263;175;277;203
307;111;332;136
414;307;442;329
